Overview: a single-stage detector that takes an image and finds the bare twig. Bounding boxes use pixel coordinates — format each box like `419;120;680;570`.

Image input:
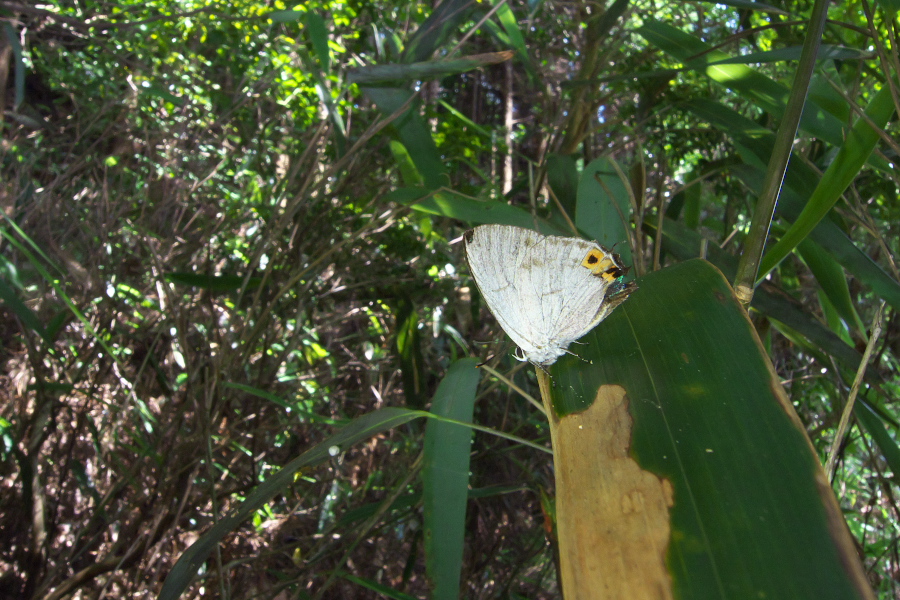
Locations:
825;302;886;479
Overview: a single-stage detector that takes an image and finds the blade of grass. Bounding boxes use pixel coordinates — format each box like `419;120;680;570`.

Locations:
423;358;480;600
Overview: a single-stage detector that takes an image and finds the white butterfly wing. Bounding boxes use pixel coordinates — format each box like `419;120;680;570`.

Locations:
465;225;549;356
466;225;628;365
517;234;614;348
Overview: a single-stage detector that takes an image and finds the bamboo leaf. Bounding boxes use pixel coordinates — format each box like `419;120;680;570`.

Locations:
797;239;865;337
362;87;447;189
546;260;873;599
423;358;481;600
649;217;867;373
390;188;566;234
348;52;514;85
575;157;634;264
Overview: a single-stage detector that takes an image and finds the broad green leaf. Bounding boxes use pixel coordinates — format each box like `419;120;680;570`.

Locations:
305;12;330;73
158;402;539;599
267;9;303;22
683;98;794;172
0;220;121;363
361;87;446;190
339;573;418;600
855;398;900;480
336;492;420;528
390;188;566;234
494;2;528;60
2;23;24;108
575;156;634;264
402;0;473;63
390;140;425;187
437;98;495;140
808;69;853;122
875;0;900;14
139;82;186;107
693;0;787;13
348;51;514;85
707;45;868;66
392;296;426;408
44;310;69;345
296;12;347;147
423;359;481;600
547;260;872;599
816;289;852;345
546;153;580;220
0;276;45;339
797;239;864;337
683;169;702;230
221;382;338;424
801;215;900;313
649;217;867;373
490;2;537;82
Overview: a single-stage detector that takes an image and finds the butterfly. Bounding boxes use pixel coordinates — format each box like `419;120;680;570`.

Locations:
465;224;636;366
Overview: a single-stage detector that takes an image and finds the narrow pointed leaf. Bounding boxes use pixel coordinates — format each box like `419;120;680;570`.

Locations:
758;85;895;278
423;358;481;600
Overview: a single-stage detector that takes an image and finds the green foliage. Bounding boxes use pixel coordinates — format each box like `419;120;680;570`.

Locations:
0;0;897;598
551;260;871;598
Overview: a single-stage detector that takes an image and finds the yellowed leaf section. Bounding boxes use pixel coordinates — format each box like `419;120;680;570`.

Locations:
551;384;674;600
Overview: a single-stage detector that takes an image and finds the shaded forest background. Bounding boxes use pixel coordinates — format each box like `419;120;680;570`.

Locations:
1;0;899;598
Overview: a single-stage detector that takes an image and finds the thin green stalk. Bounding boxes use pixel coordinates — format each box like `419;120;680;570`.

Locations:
733;0;830;306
